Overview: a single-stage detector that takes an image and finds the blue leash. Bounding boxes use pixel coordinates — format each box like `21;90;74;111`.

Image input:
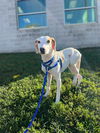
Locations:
24;56;62;133
24;71;48;133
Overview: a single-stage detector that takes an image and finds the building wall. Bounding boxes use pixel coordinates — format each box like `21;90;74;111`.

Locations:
0;0;100;53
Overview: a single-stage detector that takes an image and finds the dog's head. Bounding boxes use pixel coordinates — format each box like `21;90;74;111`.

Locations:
34;36;56;55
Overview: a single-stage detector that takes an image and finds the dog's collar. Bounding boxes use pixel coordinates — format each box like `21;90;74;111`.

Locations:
42;56;62;71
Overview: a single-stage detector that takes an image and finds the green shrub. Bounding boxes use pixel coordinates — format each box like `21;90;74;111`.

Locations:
0;70;99;133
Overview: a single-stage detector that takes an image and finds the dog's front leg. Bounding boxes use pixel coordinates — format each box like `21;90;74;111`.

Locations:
44;73;52;97
55;73;61;103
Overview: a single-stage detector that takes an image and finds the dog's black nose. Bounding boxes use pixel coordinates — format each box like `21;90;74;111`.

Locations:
40;48;45;54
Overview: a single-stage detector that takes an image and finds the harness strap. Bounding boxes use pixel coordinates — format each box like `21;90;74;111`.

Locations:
58;58;62;69
48;61;58;71
43;56;54;67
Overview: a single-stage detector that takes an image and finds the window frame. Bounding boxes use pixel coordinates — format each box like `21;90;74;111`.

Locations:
64;0;97;25
16;0;47;30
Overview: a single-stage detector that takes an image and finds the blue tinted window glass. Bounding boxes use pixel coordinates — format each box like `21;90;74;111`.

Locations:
88;8;95;22
65;8;96;24
17;0;46;14
65;9;88;24
18;14;47;28
64;0;85;9
87;0;95;6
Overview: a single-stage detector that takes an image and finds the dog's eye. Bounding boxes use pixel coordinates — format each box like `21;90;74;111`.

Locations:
35;40;40;43
47;40;50;43
38;41;41;43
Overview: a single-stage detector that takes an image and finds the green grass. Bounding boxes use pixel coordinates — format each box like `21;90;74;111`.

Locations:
0;48;100;133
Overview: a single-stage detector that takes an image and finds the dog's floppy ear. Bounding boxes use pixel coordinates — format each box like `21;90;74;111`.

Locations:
34;40;39;54
51;38;56;51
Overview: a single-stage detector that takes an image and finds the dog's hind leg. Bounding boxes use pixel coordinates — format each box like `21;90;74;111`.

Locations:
44;73;52;97
68;61;82;86
68;64;79;85
76;58;82;86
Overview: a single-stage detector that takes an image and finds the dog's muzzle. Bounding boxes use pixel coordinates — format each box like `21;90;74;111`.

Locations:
40;48;45;54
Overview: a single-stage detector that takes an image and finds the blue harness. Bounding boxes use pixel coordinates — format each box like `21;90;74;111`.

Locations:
42;56;62;71
24;57;62;133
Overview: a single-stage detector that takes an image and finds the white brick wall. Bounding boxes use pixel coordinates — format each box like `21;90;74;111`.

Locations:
0;0;100;53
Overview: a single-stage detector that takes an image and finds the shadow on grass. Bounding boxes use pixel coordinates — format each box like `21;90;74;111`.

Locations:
0;52;41;86
80;47;100;72
0;47;100;86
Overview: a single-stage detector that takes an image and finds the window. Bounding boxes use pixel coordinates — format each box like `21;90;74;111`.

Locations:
17;0;47;29
64;0;96;24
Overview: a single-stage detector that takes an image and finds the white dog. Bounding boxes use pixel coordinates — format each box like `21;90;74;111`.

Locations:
34;36;82;103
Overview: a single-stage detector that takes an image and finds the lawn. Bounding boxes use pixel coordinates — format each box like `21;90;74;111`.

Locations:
0;48;100;133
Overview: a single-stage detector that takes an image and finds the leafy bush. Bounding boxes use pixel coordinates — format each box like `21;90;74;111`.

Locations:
0;70;99;133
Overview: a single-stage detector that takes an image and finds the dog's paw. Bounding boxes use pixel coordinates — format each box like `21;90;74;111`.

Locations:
72;76;77;85
55;101;60;103
72;80;77;86
77;75;82;86
44;92;49;97
55;98;60;103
